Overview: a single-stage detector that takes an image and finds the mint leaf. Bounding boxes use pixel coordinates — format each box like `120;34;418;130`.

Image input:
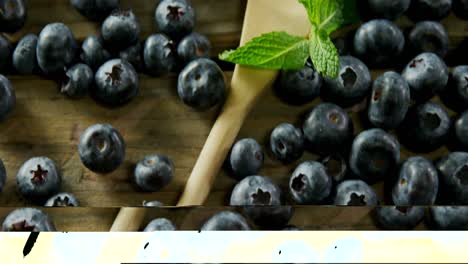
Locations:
300;0;359;34
219;32;309;70
309;26;339;78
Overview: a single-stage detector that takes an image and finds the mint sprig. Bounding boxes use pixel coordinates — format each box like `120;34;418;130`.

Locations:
219;0;358;78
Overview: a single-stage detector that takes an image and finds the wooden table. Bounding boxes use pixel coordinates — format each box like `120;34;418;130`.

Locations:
0;0;466;230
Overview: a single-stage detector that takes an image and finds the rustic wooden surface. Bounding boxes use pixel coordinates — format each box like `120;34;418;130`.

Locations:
0;0;468;230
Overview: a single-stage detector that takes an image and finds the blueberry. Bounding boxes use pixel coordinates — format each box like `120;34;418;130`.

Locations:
61;63;93;98
134;154;174;192
453;0;468;19
16;156;61;203
143;218;176;231
80;35;111;70
430;206;468;230
322;56;371;107
402;52;448;102
392;157;439;205
70;0;119;21
275;61;322;105
398;102;450;152
78;123;125;173
374;206;425;230
303;103;353;155
177;32;211;65
36;23;78;76
143;34;177;76
441;65;468;112
320;154;347;183
155;0;195;41
368;71;410;130
365;0;410;20
354;19;405;66
229;138;264;180
0;0;26;33
101;9;140;51
142;200;163;207
44;192;79;207
119;42;143;72
0;159;5;192
200;211;250;231
350;128;400;181
409;21;449;58
289;161;332;204
12;34;38;75
455;111;468;149
334;180;378;206
0;74;16;121
242;206;293;230
93;59;139;106
0;35;12;73
408;0;452;21
2;208;56;231
436;152;468;204
230;175;281;206
177;58;226;110
270;123;304;163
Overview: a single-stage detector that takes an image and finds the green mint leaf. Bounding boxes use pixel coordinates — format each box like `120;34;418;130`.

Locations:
300;0;359;34
219;31;309;70
309;26;339;78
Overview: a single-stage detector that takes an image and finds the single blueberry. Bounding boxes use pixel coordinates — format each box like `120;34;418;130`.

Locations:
368;71;410;130
134;154;174;192
44;192;79;207
80;35;111;70
354;19;405;66
200;211;250;231
177;32;211;66
275;61;322;105
289;161;332;205
78;123;125;173
0;74;16;121
177;58;226;110
143;34;177;76
101;9;140;51
374;206;425;230
322;56;371;107
70;0;120;21
392;157;439;205
2;208;56;231
93;58;139;106
350;128;400;181
119;42;143;72
242;206;293;230
155;0;195;41
303;103;353;155
409;21;449;58
334;180;378;206
230;175;281;206
0;0;26;33
453;0;468;19
436;152;468;204
402;52;449;102
430;206;468;230
61;63;94;98
455;111;468;149
0;159;5;192
0;35;12;73
320;154;347;183
441;65;468;112
398;102;450;152
365;0;410;20
142;200;163;207
270;123;304;164
229;138;264;180
143;218;176;231
16;157;61;203
12;33;38;75
36;23;78;76
408;0;452;21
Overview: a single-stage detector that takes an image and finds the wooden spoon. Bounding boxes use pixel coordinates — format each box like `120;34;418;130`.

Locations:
110;0;310;231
